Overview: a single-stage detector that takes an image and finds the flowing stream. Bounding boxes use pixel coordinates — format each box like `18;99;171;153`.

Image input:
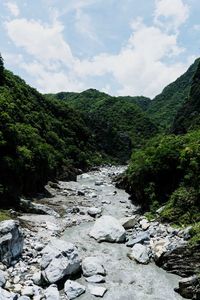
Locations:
61;166;183;300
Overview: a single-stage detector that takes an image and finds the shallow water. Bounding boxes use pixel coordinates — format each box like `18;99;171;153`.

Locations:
62;166;183;300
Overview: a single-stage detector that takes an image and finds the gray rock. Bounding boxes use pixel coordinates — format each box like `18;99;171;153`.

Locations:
139;219;150;230
64;280;85;299
0;287;17;300
20;199;59;217
126;232;150;247
0;220;24;266
0;270;6;287
32;271;42;285
88;285;107;297
87;207;102;217
21;286;34;296
150;238;170;261
85;275;105;283
120;216;138;229
40;239;81;284
44;284;60;300
176;275;200;299
18;297;31;300
82;257;106;277
128;244;150;264
95;181;104;186
89;216;126;243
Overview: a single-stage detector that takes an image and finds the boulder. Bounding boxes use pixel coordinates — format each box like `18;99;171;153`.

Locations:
0;270;6;287
82;257;106;277
0;287;16;300
139;219;150;230
64;280;85;299
20;199;60;217
176;275;200;299
88;285;107;297
0;220;23;266
126;232;150;247
150;238;170;261
44;284;60;300
128;244;150;264
156;244;200;277
87;207;102;217
40;239;81;284
120;216;138;229
85;275;105;283
89;216;126;243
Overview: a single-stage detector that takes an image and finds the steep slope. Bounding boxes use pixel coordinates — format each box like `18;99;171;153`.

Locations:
0;70;100;207
46;89;157;158
172;59;200;133
147;58;200;130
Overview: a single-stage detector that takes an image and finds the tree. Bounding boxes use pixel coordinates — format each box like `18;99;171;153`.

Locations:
0;53;4;85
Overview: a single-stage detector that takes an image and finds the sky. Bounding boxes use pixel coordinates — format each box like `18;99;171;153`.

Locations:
0;0;200;98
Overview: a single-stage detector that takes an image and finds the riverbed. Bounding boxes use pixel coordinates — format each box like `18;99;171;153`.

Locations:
60;166;183;300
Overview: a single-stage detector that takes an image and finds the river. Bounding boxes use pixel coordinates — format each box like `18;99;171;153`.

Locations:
61;166;183;300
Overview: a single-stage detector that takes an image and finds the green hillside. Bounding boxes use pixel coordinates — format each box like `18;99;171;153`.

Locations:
0;68;102;207
120;58;200;246
172;60;200;133
147;58;199;130
47;89;157;159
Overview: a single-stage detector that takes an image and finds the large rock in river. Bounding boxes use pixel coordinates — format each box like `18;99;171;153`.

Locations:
82;256;106;277
0;220;23;266
128;243;150;264
89;215;126;243
40;239;81;284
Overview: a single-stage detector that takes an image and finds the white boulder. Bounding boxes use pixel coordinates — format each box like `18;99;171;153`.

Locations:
88;285;107;297
0;220;23;266
44;284;60;300
89;216;126;243
120;216;138;229
82;257;106;277
128;244;150;264
64;280;85;299
40;239;81;284
87;207;102;217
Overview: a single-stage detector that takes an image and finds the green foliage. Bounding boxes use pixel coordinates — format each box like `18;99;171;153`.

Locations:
172;60;200;133
0;53;4;85
189;222;200;246
123;130;200;224
147;58;199;131
0;210;10;221
0;70;101;207
46;89;157;162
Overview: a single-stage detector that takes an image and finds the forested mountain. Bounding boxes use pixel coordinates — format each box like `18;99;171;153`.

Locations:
121;57;200;247
0;68;104;207
172;59;200;133
46;89;157;157
147;58;200;130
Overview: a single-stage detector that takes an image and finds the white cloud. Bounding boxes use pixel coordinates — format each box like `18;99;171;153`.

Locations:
75;8;100;43
5;1;20;17
154;0;189;30
74;20;187;97
21;61;85;93
4;0;192;97
4;18;76;67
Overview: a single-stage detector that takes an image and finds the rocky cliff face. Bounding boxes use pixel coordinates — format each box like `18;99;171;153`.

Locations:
157;244;200;299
